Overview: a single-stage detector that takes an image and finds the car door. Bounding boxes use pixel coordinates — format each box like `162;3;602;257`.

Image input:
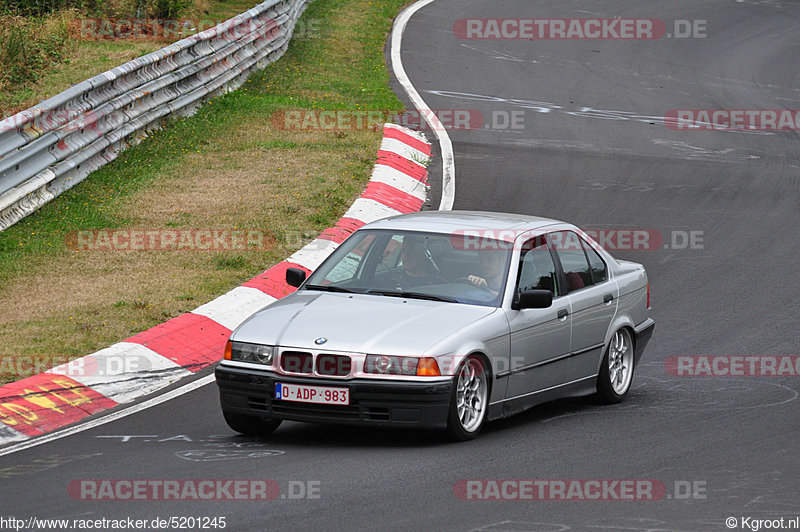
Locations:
505;234;572;402
549;231;618;381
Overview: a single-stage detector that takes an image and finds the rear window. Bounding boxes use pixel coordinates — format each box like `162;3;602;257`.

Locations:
548;231;594;293
585;244;608;284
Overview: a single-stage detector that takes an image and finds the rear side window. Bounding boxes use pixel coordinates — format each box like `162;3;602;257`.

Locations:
548;231;593;293
584;244;608;284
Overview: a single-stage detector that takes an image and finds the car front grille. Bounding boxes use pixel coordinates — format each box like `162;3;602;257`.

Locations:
315;354;352;376
279;351;353;377
280;351;313;374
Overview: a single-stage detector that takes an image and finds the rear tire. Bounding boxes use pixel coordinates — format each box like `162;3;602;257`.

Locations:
223;412;282;436
445;356;489;441
596;328;635;404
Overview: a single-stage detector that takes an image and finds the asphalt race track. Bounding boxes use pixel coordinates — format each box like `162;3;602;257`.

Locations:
2;1;799;530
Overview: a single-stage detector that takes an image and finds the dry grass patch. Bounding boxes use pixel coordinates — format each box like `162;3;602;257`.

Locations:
0;0;407;383
0;125;379;379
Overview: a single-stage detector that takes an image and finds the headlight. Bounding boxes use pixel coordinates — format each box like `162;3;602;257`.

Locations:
225;341;274;365
364;355;418;375
363;355;440;376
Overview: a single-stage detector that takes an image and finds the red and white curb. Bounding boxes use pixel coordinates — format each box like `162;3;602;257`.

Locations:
0;123;430;445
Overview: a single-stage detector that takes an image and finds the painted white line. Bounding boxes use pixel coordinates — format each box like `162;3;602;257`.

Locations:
390;0;454;211
286;238;340;271
371;165;428;201
192;286;277;330
380;137;430;164
51;342;193;404
343;197;403;223
0;423;27;445
385;122;428;143
0;374;215;457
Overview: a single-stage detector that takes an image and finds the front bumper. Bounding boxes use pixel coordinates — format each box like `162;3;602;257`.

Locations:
215;365;453;430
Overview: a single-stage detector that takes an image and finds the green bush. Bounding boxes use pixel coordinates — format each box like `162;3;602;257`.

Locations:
0;0;195;94
1;0;195;18
2;0;83;17
149;0;193;18
0;14;69;86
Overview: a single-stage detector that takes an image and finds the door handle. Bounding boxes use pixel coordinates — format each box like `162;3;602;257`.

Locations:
603;293;613;303
557;309;569;319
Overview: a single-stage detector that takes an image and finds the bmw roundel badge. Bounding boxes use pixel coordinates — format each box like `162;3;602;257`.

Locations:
314;337;328;345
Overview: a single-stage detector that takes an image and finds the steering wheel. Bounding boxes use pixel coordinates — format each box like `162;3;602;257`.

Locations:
392;270;447;290
452;275;496;292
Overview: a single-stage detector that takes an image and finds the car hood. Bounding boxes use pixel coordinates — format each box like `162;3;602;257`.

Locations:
232;291;498;355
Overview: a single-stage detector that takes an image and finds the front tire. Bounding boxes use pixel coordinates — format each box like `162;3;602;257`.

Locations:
223;412;282;436
445;356;489;441
596;328;635;403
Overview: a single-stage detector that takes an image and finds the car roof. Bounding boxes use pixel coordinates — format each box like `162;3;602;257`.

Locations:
362;210;565;240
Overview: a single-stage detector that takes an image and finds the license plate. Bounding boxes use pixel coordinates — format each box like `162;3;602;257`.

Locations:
275;383;349;405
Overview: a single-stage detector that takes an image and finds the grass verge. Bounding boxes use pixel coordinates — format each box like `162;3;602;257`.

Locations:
0;0;260;117
0;0;408;383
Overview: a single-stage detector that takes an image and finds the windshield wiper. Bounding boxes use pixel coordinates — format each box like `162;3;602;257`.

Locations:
304;284;359;293
365;289;458;303
305;285;457;302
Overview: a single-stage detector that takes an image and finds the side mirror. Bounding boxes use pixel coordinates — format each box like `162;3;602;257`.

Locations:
286;268;307;288
515;289;553;310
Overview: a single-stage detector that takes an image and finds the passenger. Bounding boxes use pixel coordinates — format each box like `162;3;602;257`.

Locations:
395;236;441;289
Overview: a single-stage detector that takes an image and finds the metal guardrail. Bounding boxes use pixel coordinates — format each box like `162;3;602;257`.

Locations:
0;0;308;231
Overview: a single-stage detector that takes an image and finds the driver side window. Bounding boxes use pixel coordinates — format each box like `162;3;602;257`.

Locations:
320;234;376;284
517;235;561;297
376;235;403;272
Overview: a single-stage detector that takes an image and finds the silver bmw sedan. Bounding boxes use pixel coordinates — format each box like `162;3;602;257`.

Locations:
215;211;655;440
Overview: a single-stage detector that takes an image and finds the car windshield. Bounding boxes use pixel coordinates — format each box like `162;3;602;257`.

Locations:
304;229;513;307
